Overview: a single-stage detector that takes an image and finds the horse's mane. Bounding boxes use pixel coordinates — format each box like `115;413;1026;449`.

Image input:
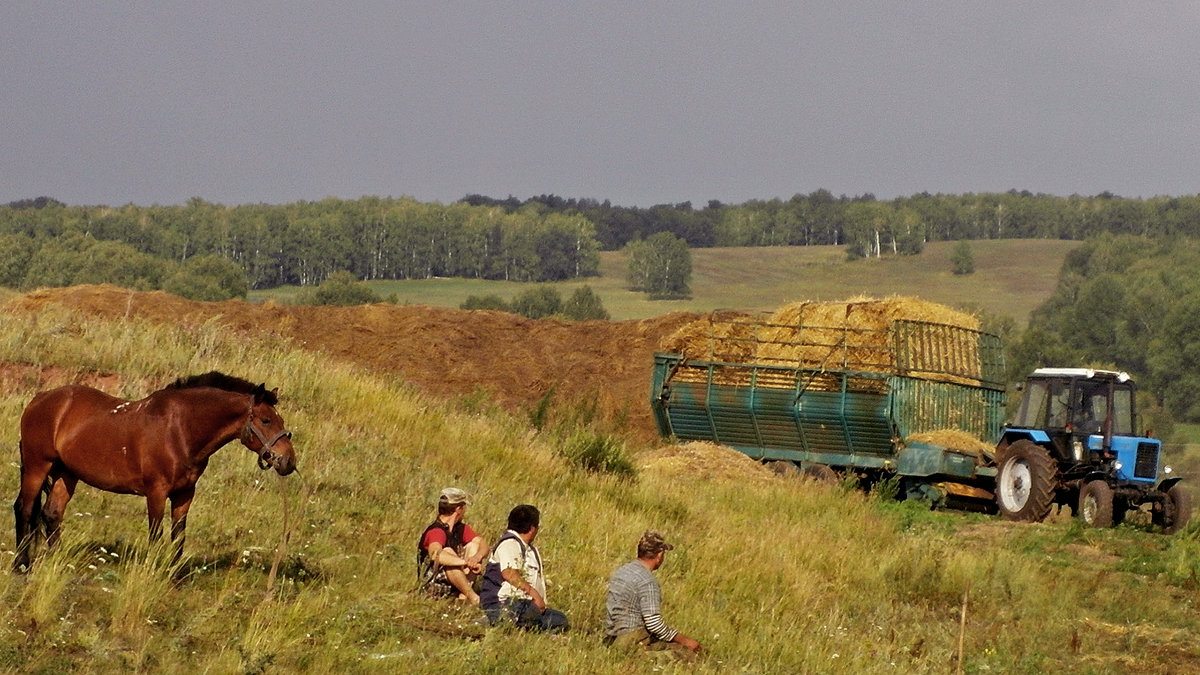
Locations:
167;371;278;405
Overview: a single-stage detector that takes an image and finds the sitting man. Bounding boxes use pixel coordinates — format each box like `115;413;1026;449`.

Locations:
417;487;489;605
604;530;701;659
479;504;568;632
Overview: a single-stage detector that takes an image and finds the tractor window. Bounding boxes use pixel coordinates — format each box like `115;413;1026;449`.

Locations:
1016;380;1050;428
1048;380;1070;428
1111;386;1134;435
1073;381;1107;434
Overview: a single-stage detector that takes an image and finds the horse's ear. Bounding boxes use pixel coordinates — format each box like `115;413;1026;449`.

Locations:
253;383;268;402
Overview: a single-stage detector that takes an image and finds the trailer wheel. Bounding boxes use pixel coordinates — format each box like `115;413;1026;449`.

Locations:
766;460;800;477
801;463;839;484
1078;480;1114;528
995;440;1057;522
1158;484;1193;534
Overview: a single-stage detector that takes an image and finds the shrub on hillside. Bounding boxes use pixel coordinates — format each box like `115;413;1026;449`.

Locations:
951;241;975;274
510;286;563;319
163;254;249;301
461;294;510;311
562;285;610;320
22;232;170;290
463;286;609;321
558;429;636;478
295;271;382;306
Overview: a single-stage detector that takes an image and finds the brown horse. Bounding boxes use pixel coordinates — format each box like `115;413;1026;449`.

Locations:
13;371;297;572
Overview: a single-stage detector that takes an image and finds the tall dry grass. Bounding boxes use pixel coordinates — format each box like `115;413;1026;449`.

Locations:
0;305;1197;672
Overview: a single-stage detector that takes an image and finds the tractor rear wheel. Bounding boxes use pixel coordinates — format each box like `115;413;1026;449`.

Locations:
1078;480;1114;528
995;440;1057;522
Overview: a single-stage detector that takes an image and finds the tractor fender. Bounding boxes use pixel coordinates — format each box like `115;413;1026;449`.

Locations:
1081;470;1111;487
998;429;1052;451
1157;476;1185;494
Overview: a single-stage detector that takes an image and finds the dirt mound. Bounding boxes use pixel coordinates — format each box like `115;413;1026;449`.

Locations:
6;285;700;442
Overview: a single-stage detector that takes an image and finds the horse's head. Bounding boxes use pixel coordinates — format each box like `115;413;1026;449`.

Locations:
239;386;297;476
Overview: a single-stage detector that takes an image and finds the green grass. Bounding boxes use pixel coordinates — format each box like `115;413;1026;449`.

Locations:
250;240;1080;326
1;302;1198;672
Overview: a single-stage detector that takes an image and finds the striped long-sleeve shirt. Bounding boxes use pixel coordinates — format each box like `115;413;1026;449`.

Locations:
604;560;678;642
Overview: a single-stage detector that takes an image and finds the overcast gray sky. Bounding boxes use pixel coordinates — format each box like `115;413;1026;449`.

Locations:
3;3;1198;208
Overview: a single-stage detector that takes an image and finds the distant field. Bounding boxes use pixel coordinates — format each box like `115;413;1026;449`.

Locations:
250;239;1080;325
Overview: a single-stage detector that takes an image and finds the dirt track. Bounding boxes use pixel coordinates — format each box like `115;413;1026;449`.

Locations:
7;285;701;443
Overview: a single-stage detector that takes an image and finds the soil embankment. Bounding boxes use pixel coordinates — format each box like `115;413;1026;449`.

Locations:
7;285;700;443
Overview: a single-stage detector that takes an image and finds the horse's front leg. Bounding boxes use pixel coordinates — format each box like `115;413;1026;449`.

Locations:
145;489;168;542
168;486;195;564
166;482;194;562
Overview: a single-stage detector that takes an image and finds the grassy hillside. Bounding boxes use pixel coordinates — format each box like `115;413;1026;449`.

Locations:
250;240;1079;326
1;301;1198;672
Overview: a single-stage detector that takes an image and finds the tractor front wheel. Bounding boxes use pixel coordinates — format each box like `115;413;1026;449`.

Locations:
1157;484;1193;534
1079;480;1114;528
995;440;1057;522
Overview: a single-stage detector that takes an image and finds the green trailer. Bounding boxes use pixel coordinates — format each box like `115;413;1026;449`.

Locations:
650;316;1008;504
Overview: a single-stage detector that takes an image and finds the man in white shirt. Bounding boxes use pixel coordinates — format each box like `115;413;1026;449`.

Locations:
479;504;568;632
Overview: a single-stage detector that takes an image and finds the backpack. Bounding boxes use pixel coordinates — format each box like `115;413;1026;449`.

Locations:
416;520;465;587
479;531;528;609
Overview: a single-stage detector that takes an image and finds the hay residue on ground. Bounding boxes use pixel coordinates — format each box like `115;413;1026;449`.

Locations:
906;429;995;458
638;442;776;484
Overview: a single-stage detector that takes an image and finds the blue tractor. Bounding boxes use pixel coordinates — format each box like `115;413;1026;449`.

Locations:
995;368;1190;532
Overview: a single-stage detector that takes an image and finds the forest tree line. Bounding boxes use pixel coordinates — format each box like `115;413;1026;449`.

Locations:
4;189;1200;298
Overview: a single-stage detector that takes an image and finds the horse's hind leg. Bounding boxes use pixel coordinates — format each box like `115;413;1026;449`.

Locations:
13;458;53;573
42;470;78;551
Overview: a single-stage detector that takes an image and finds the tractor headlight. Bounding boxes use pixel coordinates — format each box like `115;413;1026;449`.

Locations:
1165;465;1173;474
1113;461;1123;472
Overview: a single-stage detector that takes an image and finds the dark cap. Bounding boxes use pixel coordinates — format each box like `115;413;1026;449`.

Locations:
638;530;674;556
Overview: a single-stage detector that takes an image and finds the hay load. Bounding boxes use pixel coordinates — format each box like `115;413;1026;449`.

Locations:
660;296;986;386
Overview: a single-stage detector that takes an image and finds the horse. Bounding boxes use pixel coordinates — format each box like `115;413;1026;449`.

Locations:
13;371;297;572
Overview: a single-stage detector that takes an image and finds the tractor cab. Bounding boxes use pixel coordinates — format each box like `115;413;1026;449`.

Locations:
1013;368;1134;458
1008;367;1155;484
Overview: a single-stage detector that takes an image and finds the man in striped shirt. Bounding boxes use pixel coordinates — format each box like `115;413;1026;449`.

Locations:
603;530;701;658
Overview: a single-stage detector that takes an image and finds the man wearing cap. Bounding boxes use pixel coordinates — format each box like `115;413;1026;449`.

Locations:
417;487;489;605
604;530;701;658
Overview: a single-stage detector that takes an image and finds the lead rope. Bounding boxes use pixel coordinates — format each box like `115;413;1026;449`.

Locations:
265;467;312;596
